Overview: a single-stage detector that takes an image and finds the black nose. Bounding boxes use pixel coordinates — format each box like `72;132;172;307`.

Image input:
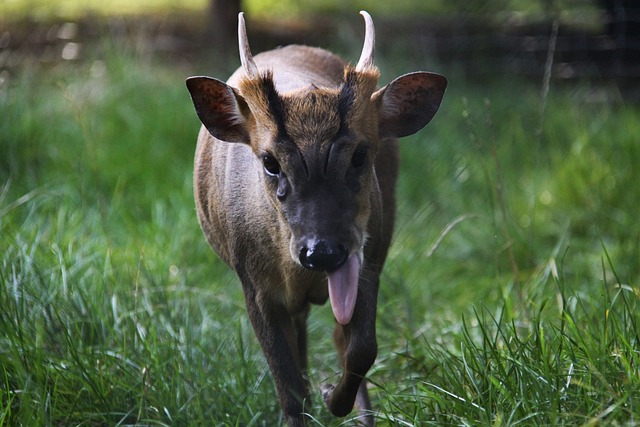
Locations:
299;240;348;272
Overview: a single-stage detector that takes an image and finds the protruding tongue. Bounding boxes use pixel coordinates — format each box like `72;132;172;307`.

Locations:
327;253;361;325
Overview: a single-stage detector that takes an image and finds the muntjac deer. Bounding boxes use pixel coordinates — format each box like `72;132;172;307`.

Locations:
186;11;446;426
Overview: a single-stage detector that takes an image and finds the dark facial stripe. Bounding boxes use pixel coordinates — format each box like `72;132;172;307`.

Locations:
337;72;357;132
261;76;289;141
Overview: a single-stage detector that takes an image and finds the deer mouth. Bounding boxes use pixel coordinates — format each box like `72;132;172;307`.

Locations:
327;253;361;325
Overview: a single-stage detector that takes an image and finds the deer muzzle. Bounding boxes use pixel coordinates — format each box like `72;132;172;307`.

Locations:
297;239;361;325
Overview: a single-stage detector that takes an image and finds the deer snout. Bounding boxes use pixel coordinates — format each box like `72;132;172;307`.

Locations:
299;240;348;272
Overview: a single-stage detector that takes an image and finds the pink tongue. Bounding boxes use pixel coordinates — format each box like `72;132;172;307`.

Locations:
327;254;361;325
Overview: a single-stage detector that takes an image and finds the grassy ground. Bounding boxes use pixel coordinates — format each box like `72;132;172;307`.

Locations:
1;13;639;427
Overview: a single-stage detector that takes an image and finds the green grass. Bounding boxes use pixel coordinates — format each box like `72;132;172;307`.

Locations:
1;18;639;426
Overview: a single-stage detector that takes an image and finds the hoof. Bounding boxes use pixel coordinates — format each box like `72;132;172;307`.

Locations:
321;383;335;403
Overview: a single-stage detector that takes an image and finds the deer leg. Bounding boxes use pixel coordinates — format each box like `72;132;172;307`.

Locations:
355;381;373;425
331;322;375;426
293;306;311;401
323;275;378;423
237;268;309;427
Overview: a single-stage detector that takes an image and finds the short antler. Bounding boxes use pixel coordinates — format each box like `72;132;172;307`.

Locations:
238;12;259;78
355;10;375;71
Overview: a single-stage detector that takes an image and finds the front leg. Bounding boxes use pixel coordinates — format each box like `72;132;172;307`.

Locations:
236;268;309;426
323;273;378;422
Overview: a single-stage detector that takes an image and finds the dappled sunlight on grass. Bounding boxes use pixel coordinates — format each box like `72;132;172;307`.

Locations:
1;0;207;20
2;0;602;25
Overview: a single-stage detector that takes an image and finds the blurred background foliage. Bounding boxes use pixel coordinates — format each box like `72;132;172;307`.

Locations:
2;0;637;83
0;0;603;20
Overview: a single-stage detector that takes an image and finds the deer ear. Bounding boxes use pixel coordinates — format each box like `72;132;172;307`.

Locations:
186;76;250;144
373;72;447;139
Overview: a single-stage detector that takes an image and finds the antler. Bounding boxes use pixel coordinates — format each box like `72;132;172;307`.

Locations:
238;12;259;78
355;10;375;71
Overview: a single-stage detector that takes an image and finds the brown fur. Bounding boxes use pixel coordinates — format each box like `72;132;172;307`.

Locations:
187;25;446;426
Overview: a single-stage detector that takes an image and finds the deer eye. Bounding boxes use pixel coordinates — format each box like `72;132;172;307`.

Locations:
351;147;367;168
262;154;281;177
